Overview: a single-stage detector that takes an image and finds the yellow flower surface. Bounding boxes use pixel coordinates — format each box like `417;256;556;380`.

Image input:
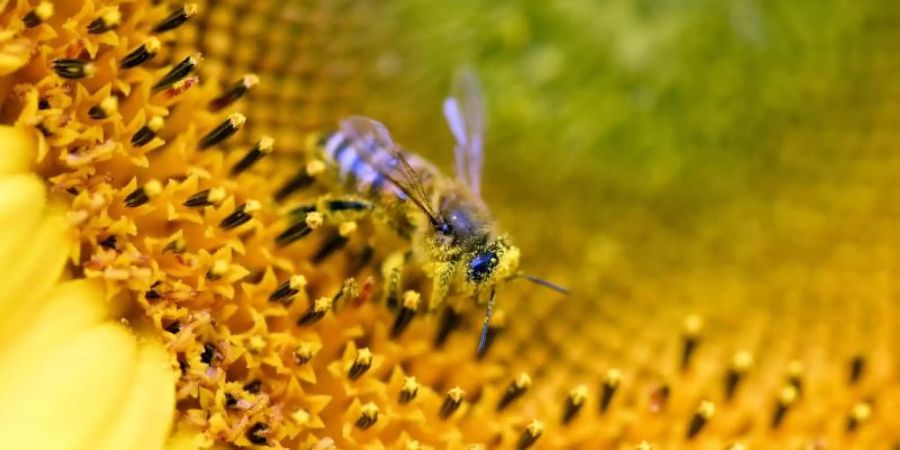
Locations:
0;0;898;449
0;126;176;450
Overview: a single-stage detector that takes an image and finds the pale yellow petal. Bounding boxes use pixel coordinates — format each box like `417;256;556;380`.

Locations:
93;338;177;450
0;174;46;270
0;126;36;174
0;323;137;450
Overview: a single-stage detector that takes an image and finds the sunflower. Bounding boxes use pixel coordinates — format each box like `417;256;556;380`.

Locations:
1;0;898;449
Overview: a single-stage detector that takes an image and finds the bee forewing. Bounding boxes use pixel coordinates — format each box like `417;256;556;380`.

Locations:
445;68;486;196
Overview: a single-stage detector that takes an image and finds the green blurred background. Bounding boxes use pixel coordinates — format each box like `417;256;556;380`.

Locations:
350;0;900;377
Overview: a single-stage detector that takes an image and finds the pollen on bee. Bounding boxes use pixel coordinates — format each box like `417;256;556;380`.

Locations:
497;372;531;411
199;113;246;149
153;3;199;33
210;74;260;111
121;37;161;69
391;290;420;338
562;384;588;424
124;179;162;208
87;8;121;34
686;400;715;439
398;376;419;404
338;221;357;237
88;96;118;120
152;54;202;92
52;59;96;80
230;136;274;175
440;387;465;420
355;402;379;430
297;297;331;325
306;212;324;229
23;1;53;28
517;420;543;450
348;347;373;380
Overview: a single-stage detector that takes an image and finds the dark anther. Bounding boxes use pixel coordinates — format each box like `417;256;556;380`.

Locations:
231;136;273;175
312;233;348;263
131;116;164;147
153;3;198;33
120;38;161;69
391;291;420;338
98;235;118;250
439;387;464;420
275;221;312;247
243;380;262;394
269;275;305;303
687;401;715;439
849;354;865;384
273;170;314;201
347;348;373;380
517;421;543;450
184;188;225;208
497;373;531;411
219;201;259;230
561;386;587;424
198;113;245;149
297;298;331;326
398;377;418;404
152;54;200;92
87;9;121;34
245;422;268;445
23;2;53;28
200;343;216;365
52;59;96;80
434;307;461;348
210;74;259;111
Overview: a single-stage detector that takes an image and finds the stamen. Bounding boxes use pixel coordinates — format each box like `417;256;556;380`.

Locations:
269;275;307;303
98;235;117;250
391;291;420;338
297;297;331;325
680;314;703;371
561;385;588;424
206;259;229;280
846;401;871;432
497;373;531;411
276;221;312;246
849;354;865;384
434;306;462;347
274;170;314;201
686;401;714;439
163;236;186;253
771;385;798;429
52;59;96;80
786;360;804;397
210;74;260;111
355;402;378;430
348;347;373;380
184;187;226;208
198;113;245;149
230;136;274;175
724;351;753;401
439;387;465;420
476;309;505;360
648;383;670;413
152;54;201;92
153;3;199;33
599;368;622;414
312;233;349;263
293;341;316;364
131;115;164;147
87;8;121;34
218;200;259;230
124;179;162;208
516;420;543;450
398;376;419;404
242;379;262;394
200;343;217;365
23;1;53;28
331;278;359;312
245;422;268;445
121;38;161;69
88;96;118;120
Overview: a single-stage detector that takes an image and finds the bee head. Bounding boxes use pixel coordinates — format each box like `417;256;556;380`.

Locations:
466;237;520;286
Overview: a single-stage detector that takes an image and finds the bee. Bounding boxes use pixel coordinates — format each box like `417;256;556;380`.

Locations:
317;70;567;352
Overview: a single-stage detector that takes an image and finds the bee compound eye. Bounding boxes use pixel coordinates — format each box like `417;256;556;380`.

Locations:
468;250;498;282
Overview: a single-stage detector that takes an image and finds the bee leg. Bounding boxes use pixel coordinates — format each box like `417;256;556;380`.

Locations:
428;261;455;314
381;251;408;309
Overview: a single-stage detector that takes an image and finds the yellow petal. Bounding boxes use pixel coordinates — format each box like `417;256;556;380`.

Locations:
0;280;107;369
93;338;177;450
0;126;36;174
0;323;138;450
0;205;68;341
0;174;46;270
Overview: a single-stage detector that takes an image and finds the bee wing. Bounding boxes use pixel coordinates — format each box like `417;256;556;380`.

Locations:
443;68;486;196
339;116;442;225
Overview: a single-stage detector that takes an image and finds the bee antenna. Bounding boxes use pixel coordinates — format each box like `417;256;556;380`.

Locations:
477;288;496;356
518;273;569;295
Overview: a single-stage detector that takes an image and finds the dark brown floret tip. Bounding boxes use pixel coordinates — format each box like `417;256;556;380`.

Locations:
87;9;121;34
210;74;260;111
152;54;201;92
297;297;331;326
439;387;465;420
153;3;198;33
88;97;118;120
686;401;715;439
347;348;373;380
497;373;531;411
516;420;543;450
199;113;246;149
599;368;621;414
561;385;587;424
218;200;259;230
245;422;268;445
724;351;753;401
121;38;161;69
355;403;379;430
680;314;702;371
269;275;306;303
398;376;419;404
231;136;273;175
391;291;420;338
23;1;53;27
771;385;798;429
52;59;96;80
124;180;162;208
184;187;226;208
131;116;164;147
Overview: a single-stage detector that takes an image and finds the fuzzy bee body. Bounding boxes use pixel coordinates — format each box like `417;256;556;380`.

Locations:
314;70;565;353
